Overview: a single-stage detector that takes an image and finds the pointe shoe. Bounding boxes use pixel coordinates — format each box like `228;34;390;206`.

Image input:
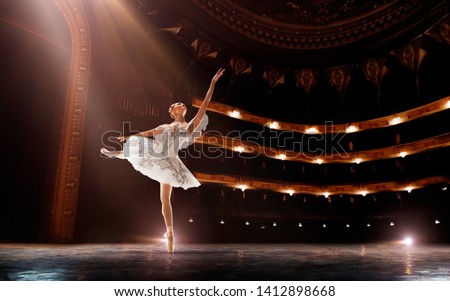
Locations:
100;148;115;158
164;232;174;253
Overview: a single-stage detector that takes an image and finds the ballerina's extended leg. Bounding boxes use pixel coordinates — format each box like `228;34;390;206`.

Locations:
160;183;174;253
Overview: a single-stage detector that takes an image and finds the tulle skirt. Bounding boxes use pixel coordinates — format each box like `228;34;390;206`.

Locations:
123;136;200;190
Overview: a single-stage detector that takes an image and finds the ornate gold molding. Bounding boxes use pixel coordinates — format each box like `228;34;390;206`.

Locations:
192;96;450;134
50;0;90;242
193;172;449;197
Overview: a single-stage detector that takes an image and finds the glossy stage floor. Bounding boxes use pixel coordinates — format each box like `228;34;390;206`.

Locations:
1;243;449;281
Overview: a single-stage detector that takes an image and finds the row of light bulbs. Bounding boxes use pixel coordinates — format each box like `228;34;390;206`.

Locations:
187;218;442;227
228;100;450;133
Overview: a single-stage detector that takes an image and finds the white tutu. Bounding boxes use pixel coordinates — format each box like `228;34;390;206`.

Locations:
122;115;208;189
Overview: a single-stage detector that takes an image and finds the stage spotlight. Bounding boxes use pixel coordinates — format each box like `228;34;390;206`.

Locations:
403;237;413;246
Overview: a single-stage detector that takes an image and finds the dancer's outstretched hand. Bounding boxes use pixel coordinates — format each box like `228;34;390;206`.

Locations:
211;68;225;84
117;136;128;143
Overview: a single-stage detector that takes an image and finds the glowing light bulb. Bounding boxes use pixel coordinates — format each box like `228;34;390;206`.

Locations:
399;151;407;158
391;116;402;125
306;127;318;134
354;158;362;164
230;110;241;118
238;184;247;192
316;158;324;164
235;146;245;153
278;153;286;160
346;125;358;133
269;121;279;129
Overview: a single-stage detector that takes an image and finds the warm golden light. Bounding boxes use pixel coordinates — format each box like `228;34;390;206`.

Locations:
286;189;295;196
391;116;402;125
229;110;241;118
405;186;413;193
278;153;286;160
238;184;247;192
269;121;279;129
354;158;362;164
306;127;319;134
235;146;245;153
446;100;450;108
323;192;330;198
346;125;358;133
399;151;407;158
360;191;368;196
316;158;324;164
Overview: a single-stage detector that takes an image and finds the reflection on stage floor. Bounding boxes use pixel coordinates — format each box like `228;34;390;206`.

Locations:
1;243;449;281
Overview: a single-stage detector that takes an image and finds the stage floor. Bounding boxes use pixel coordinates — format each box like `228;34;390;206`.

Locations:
1;243;449;281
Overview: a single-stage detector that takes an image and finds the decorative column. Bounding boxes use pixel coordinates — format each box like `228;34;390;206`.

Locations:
49;0;90;242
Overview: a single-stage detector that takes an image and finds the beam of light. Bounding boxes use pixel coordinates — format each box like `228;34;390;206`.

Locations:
90;0;174;77
0;15;69;51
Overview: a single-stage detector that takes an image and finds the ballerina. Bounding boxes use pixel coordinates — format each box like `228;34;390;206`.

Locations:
101;68;225;253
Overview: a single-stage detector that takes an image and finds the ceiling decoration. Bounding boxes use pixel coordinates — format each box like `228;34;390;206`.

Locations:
159;0;449;66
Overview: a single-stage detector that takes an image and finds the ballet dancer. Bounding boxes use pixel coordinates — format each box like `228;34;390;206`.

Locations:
101;68;225;253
